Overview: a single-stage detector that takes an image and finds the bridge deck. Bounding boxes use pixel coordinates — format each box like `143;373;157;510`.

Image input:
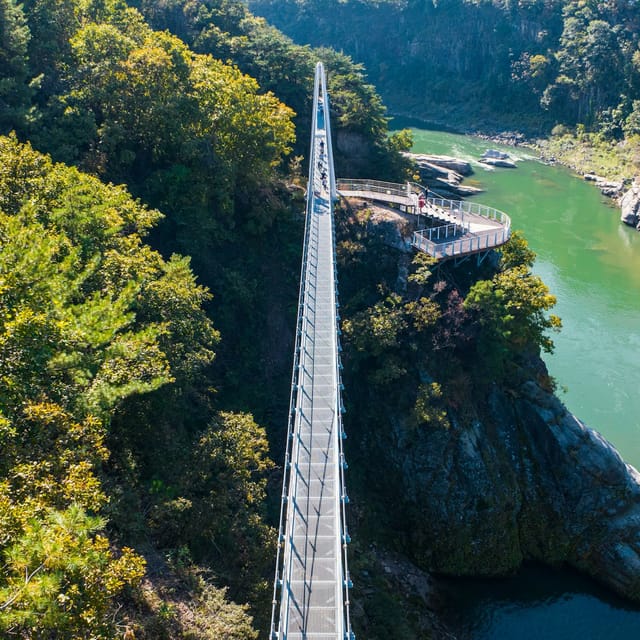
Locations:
271;62;352;640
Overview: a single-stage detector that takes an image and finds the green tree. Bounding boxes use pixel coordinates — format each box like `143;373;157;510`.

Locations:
134;0;412;179
0;0;33;132
464;264;561;377
147;411;275;593
546;5;626;124
0;504;145;639
498;229;536;270
0;134;229;636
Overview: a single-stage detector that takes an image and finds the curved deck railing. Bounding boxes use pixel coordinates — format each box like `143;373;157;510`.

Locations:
338;178;410;199
337;178;512;260
420;194;511;228
413;225;510;259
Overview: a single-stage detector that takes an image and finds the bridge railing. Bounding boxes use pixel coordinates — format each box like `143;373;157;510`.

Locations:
424;196;511;230
269;171;315;640
332;215;353;640
339;179;511;230
421;222;464;242
337;178;409;199
413;225;510;258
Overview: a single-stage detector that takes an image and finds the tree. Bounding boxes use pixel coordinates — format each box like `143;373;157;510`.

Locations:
464;264;561;377
0;505;145;639
552;7;626;124
0;134;226;636
0;0;33;132
498;229;536;270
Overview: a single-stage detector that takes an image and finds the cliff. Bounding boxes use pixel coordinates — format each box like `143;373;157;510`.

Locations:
386;376;640;601
339;201;640;614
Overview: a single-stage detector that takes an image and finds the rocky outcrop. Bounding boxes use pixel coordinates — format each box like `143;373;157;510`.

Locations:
364;206;413;253
405;153;482;198
584;173;625;199
409;154;474;176
620;181;640;229
382;375;640;601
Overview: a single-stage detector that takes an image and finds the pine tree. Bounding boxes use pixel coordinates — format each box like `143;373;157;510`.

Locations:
0;0;33;132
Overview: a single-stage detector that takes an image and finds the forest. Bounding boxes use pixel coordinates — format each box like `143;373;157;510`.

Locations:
0;0;577;638
249;0;640;140
0;0;412;636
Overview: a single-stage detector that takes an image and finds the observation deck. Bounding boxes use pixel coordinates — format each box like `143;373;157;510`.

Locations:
337;179;511;262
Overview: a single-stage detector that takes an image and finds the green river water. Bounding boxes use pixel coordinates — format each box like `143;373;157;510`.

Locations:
398;123;640;638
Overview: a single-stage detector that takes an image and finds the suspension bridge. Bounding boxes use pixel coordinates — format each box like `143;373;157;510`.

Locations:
270;62;511;640
270;62;353;640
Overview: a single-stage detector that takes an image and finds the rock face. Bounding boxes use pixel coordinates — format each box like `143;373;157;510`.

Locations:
620;181;640;229
346;194;640;606
335;130;373;177
382;376;640;601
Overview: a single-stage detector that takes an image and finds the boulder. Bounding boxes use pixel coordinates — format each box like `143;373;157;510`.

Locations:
585;174;625;198
479;157;517;168
432;178;482;197
452;184;484;197
599;181;624;198
620;182;640;229
406;153;473;176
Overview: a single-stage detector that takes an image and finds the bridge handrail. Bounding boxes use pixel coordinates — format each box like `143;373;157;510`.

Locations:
269;180;313;640
325;77;353;639
423;222;464;241
337;178;409;199
413;225;511;258
332;215;352;640
269;63;321;640
339;179;512;233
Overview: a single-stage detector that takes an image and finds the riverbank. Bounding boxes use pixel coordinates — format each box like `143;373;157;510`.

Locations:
536;131;640;183
437;123;640;230
393;114;640;189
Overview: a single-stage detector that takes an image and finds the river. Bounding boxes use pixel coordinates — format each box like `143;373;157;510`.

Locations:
397;122;640;638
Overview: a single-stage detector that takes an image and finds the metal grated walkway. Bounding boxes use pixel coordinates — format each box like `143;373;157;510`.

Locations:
270;62;353;640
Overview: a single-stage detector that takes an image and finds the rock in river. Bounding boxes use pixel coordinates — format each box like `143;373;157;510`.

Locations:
620;181;640;229
404;152;482;198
